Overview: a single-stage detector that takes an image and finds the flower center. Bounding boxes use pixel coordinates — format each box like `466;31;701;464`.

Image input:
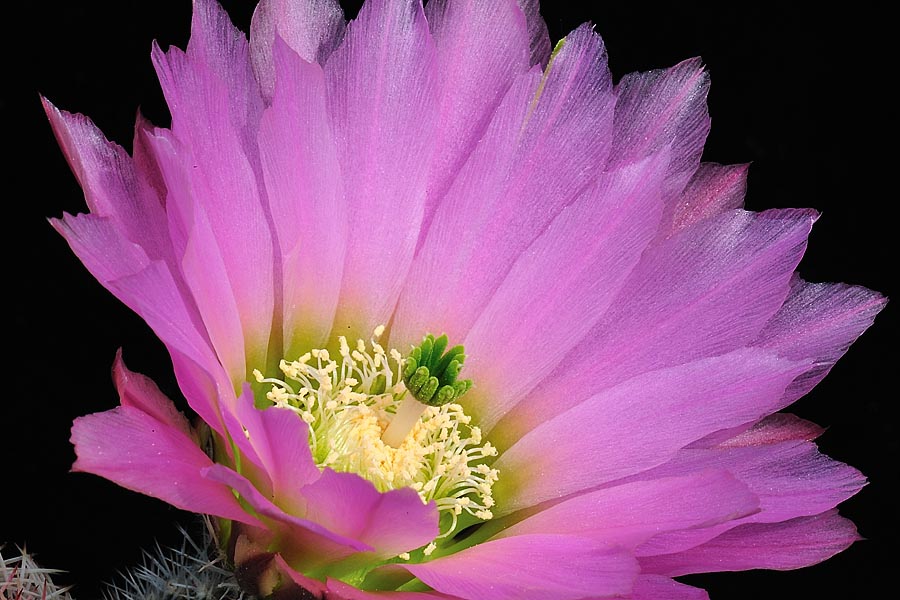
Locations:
253;328;499;542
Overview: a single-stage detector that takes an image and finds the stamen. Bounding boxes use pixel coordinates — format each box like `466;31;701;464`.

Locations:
256;329;497;543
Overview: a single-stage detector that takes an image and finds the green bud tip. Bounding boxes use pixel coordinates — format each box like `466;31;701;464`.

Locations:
403;333;472;406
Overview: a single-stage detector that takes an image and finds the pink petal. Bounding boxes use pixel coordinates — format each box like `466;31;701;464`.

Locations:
632;441;864;557
420;0;530;233
51;213;150;283
273;554;328;597
230;388;321;512
132;112;169;209
492;348;807;515
392;24;614;350
668;162;748;234
250;0;345;98
325;0;438;339
180;204;253;383
202;464;370;571
113;350;191;437
640;510;860;575
138;106;248;384
259;40;346;353
608;58;710;219
696;412;825;449
55;215;222;419
498;208;816;443
42;99;171;263
71;406;257;526
152;0;274;370
300;469;439;559
515;0;551;67
73;245;232;434
185;0;265;127
693;278;885;450
466;151;668;430
403;535;638;600
170;347;232;438
60;241;220;426
753;277;886;404
499;471;758;548
632;575;709;600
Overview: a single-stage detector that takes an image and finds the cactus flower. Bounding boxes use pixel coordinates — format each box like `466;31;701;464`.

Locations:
48;0;884;598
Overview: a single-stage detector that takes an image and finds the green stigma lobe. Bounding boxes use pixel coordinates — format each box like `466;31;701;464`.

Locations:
403;334;472;406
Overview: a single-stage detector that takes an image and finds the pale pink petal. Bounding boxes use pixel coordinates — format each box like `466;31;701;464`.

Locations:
71;406;258;526
185;0;265;127
492;348;807;515
259;40;346;353
632;441;864;557
403;535;638;600
675;442;864;523
42;99;171;262
608;58;710;218
202;464;370;571
632;575;709;600
499;471;758;549
113;350;191;437
392;24;614;350
325;0;438;339
466;151;668;429
152;0;274;369
498;208;815;442
668;162;748;234
420;0;530;232
692;279;886;449
640;510;860;575
250;0;345;98
299;468;438;559
753;277;886;403
51;213;150;283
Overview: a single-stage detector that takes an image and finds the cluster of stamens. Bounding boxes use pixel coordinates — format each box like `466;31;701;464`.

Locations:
253;328;499;542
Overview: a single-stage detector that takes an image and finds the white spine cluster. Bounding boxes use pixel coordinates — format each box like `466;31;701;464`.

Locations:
103;521;245;600
1;547;73;600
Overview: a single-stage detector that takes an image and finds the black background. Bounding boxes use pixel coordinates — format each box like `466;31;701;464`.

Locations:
4;1;896;598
